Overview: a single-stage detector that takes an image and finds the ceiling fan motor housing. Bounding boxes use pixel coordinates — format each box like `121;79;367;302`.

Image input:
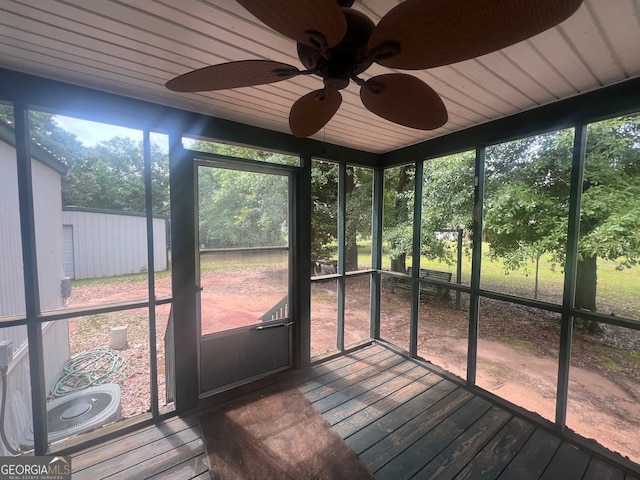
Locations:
297;8;375;90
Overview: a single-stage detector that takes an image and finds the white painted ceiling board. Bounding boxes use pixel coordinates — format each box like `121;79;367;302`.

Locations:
0;0;638;153
501;42;575;100
477;52;557;105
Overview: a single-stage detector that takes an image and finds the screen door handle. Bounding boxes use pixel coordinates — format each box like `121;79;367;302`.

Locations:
255;321;293;331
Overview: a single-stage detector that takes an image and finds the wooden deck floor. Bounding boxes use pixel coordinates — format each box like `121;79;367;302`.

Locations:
70;343;639;479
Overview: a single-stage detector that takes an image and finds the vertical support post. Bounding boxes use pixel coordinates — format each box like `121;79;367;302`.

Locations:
556;124;587;429
467;146;485;386
143;130;159;417
169;132;198;412
370;167;384;340
456;228;463;310
409;161;423;357
337;163;346;351
293;155;312;369
15;103;48;454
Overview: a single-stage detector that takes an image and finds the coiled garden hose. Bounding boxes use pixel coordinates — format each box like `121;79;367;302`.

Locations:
52;348;126;397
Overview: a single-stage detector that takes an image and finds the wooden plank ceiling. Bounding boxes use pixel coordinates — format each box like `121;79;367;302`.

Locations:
0;0;639;154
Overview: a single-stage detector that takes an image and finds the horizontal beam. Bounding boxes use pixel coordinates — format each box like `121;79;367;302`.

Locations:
382;76;640;166
0;68;380;167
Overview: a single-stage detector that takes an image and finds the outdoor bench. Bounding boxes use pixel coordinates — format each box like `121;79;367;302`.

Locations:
390;268;452;299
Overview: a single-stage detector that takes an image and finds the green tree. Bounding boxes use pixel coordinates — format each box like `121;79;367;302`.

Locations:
0;106;169;214
191;141;289;248
311;160;338;261
485;116;640;330
345;166;373;270
421;152;475;263
384;165;414;272
485;132;572;273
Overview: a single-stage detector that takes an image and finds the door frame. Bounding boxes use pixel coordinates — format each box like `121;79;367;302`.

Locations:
193;152;298;396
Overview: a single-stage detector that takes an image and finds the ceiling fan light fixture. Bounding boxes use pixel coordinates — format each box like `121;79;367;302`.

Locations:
323;63;351;90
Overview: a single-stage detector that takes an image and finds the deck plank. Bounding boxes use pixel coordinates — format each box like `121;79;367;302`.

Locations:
539;442;591;480
193;473;213;480
145;452;210;480
73;428;204;479
311;359;416;413
321;365;430;426
345;382;470;455
240;343;387;396
497;428;562;480
583;456;626;480
300;349;398;399
71;416;199;471
64;343;638;480
411;406;514;480
369;395;493;478
450;416;535;480
102;438;205;480
333;372;445;438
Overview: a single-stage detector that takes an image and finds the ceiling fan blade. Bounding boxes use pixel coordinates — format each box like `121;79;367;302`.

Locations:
237;0;347;49
165;60;300;92
360;74;447;130
289;89;342;137
369;0;583;69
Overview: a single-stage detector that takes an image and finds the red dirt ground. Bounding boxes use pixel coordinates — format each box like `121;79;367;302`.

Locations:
67;268;639;466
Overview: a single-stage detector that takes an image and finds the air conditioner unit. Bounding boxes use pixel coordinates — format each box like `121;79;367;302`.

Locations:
22;383;121;450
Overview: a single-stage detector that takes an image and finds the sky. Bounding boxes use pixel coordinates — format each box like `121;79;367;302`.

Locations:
53;115;143;147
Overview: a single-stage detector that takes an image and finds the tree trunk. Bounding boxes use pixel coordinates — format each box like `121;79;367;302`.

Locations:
390;166;411;273
575;255;602;333
344;167;358;271
345;238;358;271
390;253;407;273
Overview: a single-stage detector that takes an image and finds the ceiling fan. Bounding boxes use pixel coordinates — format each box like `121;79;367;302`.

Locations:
166;0;583;137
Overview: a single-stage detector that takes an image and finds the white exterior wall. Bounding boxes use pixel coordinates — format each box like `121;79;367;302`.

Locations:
0;141;26;318
62;209;167;279
32;159;66;312
0;141;69;455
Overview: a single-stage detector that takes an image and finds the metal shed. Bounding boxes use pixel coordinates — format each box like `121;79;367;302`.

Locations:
61;207;168;280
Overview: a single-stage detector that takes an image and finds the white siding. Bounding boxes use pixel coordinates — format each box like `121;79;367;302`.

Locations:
63;225;74;278
32;159;65;312
62;209;167;280
0;143;66;316
42;320;70;394
0;140;26;318
0;139;69;455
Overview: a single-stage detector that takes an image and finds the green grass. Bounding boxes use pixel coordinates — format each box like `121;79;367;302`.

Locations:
73;242;640;319
359;241;639;318
498;337;536;354
72;269;171;287
598;352;628;373
199;251;287;274
619;349;640;367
